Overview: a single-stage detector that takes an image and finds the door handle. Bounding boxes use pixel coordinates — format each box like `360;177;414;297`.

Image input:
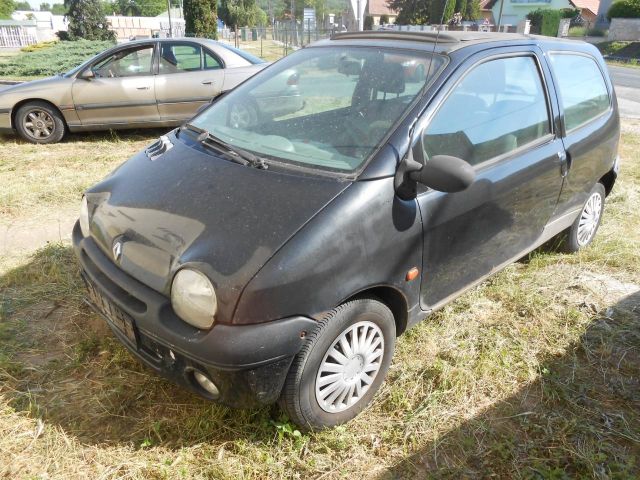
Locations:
201;80;215;85
558;151;569;177
136;86;150;90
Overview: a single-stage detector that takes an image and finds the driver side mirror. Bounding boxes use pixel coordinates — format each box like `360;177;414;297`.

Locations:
78;69;95;80
410;155;476;193
395;140;475;199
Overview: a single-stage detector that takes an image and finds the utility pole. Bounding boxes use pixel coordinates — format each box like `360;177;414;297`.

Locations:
166;0;173;37
496;0;505;30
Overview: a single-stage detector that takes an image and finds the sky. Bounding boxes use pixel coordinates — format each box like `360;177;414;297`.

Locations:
24;0;64;9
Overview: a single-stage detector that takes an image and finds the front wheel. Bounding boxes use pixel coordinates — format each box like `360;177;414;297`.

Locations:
15;101;66;144
561;182;606;253
279;297;395;430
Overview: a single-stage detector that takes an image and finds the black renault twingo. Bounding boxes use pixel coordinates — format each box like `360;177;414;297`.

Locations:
74;31;620;429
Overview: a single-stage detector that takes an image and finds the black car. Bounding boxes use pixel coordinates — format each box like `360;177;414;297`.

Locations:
73;31;620;429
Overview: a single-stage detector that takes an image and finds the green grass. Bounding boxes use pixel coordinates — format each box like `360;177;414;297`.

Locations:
0;124;639;477
598;41;640;60
0;40;115;80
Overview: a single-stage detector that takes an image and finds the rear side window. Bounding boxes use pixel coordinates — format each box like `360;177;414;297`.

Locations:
423;56;551;166
549;53;610;132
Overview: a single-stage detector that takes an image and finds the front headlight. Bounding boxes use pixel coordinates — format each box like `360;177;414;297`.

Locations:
171;269;217;329
79;196;90;237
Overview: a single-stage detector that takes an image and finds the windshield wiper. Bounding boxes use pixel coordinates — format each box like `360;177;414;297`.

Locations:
181;123;268;169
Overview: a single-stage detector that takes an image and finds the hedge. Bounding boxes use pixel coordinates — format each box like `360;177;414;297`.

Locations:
527;8;562;37
607;0;640;21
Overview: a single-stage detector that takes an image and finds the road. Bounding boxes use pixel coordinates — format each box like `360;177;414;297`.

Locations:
608;65;640;119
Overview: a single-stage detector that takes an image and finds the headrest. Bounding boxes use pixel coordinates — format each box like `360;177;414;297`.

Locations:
361;60;406;95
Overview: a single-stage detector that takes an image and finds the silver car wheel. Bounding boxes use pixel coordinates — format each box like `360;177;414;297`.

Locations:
315;320;384;413
23;109;55;140
577;191;602;246
229;102;256;129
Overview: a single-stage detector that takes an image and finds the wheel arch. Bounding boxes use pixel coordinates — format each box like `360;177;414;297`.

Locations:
598;169;616;197
344;285;409;337
11;98;68;131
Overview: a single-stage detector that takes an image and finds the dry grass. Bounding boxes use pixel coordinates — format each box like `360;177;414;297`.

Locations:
0;130;161;219
0;123;639;478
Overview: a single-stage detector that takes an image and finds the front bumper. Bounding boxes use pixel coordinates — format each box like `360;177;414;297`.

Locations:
72;221;316;407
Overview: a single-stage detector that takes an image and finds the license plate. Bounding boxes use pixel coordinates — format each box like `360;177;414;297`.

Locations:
83;276;138;346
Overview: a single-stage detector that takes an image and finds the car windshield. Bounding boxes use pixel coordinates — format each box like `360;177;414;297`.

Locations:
191;46;445;173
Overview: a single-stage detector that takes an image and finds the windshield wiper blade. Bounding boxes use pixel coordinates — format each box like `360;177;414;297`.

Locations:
181;123;268;169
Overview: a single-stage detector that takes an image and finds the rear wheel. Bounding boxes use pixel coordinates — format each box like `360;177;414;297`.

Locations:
279;297;395;430
561;182;606;253
15;101;66;144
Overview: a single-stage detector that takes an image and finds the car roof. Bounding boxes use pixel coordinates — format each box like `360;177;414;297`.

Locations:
315;30;588;54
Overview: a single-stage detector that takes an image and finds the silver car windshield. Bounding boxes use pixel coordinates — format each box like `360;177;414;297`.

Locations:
191;46;445;173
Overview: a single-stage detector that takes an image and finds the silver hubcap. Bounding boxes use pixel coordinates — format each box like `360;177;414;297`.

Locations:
577;192;602;246
23;109;55;139
315;321;384;413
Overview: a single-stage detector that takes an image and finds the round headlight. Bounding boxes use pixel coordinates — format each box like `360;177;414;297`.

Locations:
79;196;90;237
171;269;217;329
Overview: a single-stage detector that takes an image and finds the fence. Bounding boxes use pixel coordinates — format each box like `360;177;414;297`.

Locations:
0;24;38;48
217;24;335;61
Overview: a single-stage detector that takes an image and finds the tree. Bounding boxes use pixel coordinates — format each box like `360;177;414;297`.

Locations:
379;13;389;23
184;0;217;37
387;0;431;24
430;0;455;24
364;14;373;29
40;2;51;9
14;0;30;9
51;2;66;13
464;0;479;19
65;0;115;40
0;0;14;18
219;0;266;28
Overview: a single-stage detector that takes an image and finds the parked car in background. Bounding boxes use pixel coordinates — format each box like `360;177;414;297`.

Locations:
74;31;619;429
0;38;302;143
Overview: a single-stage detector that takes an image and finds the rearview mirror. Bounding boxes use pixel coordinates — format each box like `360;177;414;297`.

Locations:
78;69;95;80
410;155;475;193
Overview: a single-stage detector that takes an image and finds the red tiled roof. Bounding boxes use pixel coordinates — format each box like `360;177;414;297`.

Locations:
367;0;397;16
570;0;600;15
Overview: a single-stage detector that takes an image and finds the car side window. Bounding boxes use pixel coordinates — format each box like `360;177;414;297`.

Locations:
548;53;610;132
422;56;551;166
92;46;154;78
159;43;202;74
204;50;222;70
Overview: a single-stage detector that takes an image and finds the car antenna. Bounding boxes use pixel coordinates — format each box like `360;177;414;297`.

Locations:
426;0;453;80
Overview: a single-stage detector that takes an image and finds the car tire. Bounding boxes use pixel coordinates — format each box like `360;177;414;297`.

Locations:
15;101;66;144
279;297;395;430
561;182;606;253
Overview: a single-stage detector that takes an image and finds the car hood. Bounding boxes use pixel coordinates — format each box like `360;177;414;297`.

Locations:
85;130;350;323
0;76;71;105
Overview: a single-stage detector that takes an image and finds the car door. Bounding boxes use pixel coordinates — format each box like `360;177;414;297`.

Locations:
154;41;225;122
71;43;159;126
414;48;565;309
545;51;617;217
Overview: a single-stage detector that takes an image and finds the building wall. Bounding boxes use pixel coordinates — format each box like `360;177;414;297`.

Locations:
491;0;573;25
608;17;640;41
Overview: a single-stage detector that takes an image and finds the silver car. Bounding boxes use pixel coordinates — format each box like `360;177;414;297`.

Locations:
0;38;302;143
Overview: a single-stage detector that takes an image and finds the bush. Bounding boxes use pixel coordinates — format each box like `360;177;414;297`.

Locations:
380;14;390;24
587;27;606;36
607;0;640;20
364;15;374;30
527;8;562;37
0;40;114;78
